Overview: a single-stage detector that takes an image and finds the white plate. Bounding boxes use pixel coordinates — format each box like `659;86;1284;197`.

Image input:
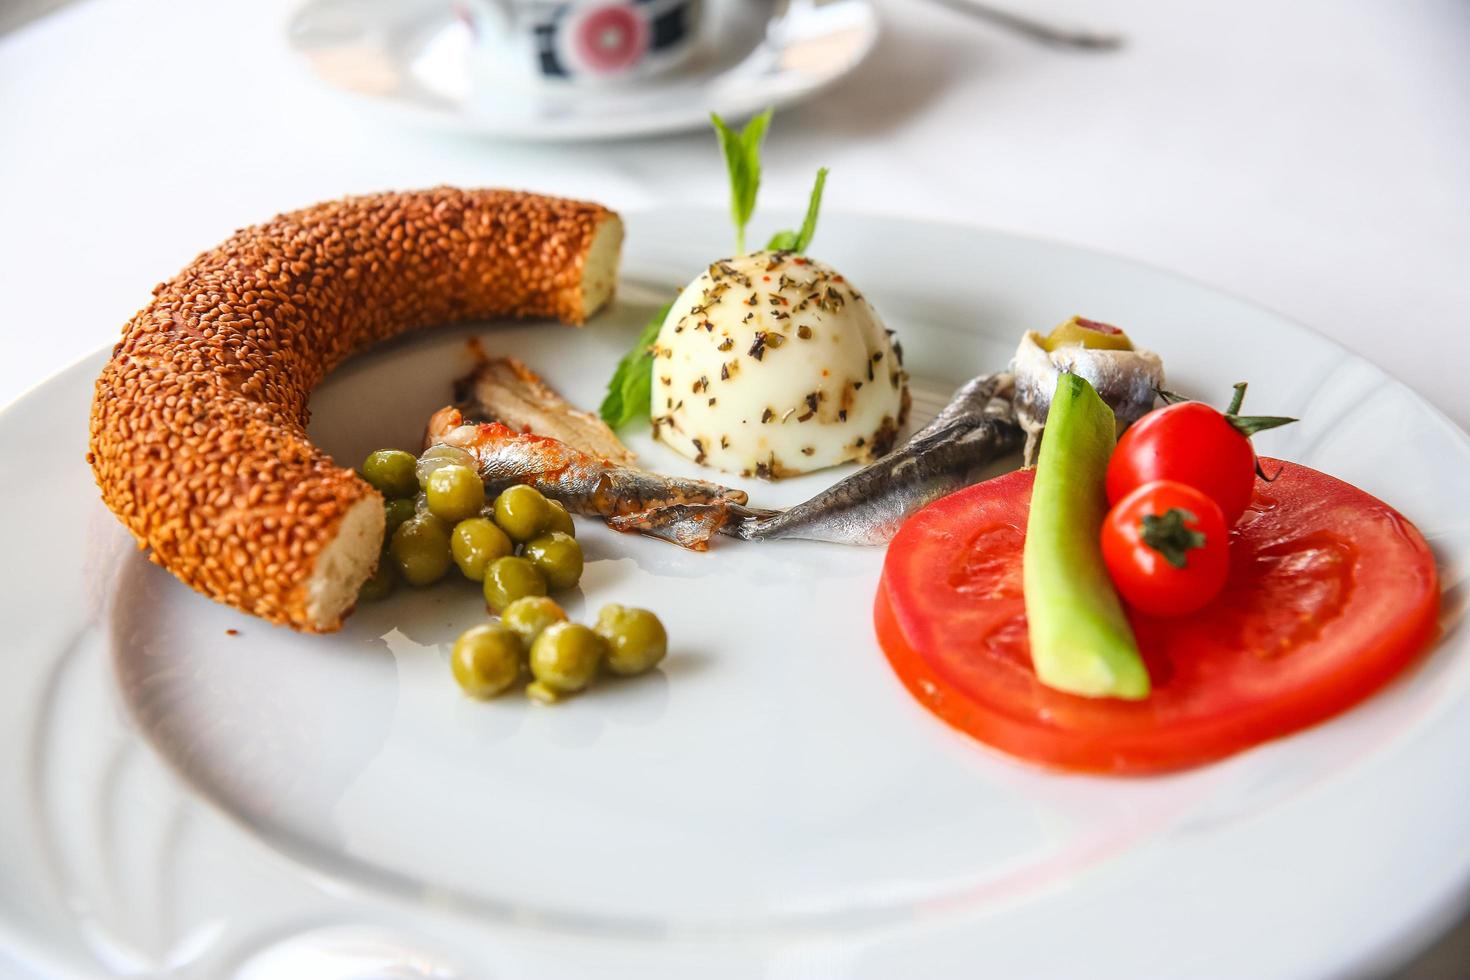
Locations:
3;211;1468;980
286;0;879;141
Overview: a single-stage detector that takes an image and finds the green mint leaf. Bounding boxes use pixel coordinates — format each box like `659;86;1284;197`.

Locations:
765;167;829;254
599;301;674;429
711;108;772;253
765;230;798;251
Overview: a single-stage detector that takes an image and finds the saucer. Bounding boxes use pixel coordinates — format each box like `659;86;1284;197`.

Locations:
287;0;880;141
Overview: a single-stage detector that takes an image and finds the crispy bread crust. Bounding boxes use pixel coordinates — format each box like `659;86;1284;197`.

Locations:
88;188;620;631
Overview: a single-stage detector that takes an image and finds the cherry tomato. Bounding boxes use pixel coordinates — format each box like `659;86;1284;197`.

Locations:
1101;481;1229;617
1107;401;1257;525
1107;386;1296;527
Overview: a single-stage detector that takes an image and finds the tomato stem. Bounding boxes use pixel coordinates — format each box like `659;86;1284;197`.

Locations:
1140;508;1206;569
1227;382;1247;415
1227;414;1298;438
1222;380;1298;439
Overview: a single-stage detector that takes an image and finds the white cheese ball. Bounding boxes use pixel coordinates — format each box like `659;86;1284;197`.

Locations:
650;251;909;478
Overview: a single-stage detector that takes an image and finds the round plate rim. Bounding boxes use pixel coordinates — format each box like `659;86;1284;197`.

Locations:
3;209;1469;978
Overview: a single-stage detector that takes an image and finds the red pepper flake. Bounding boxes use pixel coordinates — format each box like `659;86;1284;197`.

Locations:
226;628;239;636
762;275;771;282
794;257;810;265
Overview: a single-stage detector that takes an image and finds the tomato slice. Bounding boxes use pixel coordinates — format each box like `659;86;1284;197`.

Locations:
877;462;1440;774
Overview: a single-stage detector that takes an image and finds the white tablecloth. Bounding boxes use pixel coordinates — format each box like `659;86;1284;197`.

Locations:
2;0;1467;974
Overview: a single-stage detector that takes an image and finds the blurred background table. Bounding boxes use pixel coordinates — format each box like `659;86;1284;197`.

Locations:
1;0;1467;975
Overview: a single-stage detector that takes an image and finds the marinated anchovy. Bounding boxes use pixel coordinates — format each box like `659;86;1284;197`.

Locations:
454;353;637;465
728;372;1022;546
1012;323;1164;464
430;371;1020;551
607;501;774;552
425;407;747;519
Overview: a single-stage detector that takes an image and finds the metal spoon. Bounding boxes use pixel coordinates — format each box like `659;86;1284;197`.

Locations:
924;0;1124;51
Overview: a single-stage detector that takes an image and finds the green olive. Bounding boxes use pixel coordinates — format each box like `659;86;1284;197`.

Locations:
384;497;417;537
416;444;477;490
390;514;452;587
426;464;486;523
529;622;605;695
544;499;575;537
492;484;551;543
482;556;547;613
594;604;668;675
500;595;567;648
362;449;419;499
451;623;524;699
357;555;397;602
450;517;513;581
522;532;583;592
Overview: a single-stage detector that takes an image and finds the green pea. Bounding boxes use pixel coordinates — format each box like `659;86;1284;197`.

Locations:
384;497;417;537
529;622;605;695
482;556;547;613
594;604;668;676
544;499;575;537
362;449;419;499
390;514;451;587
500;595;567;648
450;517;513;582
426;464;486;523
357;555;397;602
416;445;476;490
492;484;551;543
451;623;524;699
523;532;583;592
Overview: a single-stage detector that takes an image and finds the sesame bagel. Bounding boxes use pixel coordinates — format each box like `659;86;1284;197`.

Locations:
88;188;623;632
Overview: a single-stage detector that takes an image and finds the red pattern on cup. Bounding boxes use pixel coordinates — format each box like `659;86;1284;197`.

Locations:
569;4;650;75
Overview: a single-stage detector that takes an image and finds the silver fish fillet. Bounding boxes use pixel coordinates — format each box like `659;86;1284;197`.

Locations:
435;372;1020;551
1011;329;1163;464
723;372;1022;546
453;353;638;466
425;407;746;521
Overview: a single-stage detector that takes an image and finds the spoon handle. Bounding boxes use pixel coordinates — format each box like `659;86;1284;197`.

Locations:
924;0;1124;51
